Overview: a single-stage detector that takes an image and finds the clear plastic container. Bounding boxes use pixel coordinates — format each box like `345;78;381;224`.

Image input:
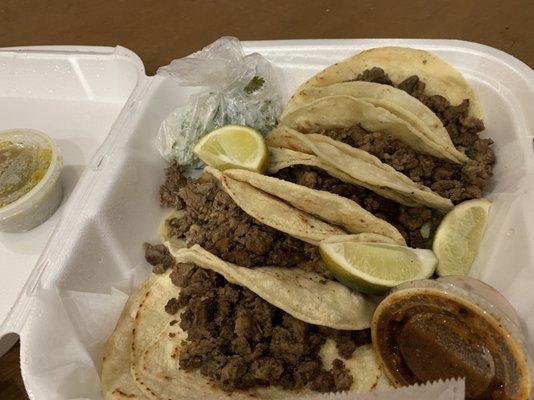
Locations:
372;276;533;399
0;129;63;232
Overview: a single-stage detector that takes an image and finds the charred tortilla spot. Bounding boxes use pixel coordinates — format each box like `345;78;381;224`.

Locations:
113;389;136;398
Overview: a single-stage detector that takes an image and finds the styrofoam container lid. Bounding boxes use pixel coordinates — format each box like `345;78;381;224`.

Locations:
0;39;533;399
0;45;145;354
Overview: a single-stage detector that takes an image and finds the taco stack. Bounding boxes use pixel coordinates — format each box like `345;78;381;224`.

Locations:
102;46;498;399
268;46;495;249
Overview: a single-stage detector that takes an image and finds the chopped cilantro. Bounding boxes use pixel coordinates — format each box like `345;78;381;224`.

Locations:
244;76;265;94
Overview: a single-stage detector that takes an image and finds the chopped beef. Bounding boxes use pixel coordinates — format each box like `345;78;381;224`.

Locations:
355;68;488;147
143;242;175;273
311;124;494;203
318;327;372;359
169;262;196;287
355;67;393;86
169;264;368;392
325;67;495;204
158;161;331;278
159;161;188;209
164;297;181;315
273;165;441;248
331;359;353;391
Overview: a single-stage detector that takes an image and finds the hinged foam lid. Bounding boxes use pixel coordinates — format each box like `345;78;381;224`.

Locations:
0;45;145;354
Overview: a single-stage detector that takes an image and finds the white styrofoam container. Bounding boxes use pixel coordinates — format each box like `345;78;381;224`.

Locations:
0;40;533;399
0;45;144;352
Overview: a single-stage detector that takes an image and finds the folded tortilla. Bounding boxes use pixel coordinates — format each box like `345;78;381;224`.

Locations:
221;168;406;244
101;245;381;399
169;245;377;330
267;147;420;207
280;95;465;163
282;81;469;163
204;166;346;245
267;126;453;211
289;46;483;119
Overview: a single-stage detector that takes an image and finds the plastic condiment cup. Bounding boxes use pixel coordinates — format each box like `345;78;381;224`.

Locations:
0;129;63;232
372;276;533;399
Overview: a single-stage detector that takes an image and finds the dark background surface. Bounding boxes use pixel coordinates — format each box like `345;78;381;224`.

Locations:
1;0;533;73
0;1;532;399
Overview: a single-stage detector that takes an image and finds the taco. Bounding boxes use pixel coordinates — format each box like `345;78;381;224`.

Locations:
157;161;336;279
289;46;483;118
275;47;495;211
267;146;418;207
282;82;469;163
219;167;405;245
101;245;381;399
204;166;345;245
156;161;404;280
266;126;453;211
280;95;465;163
267;146;420;207
267;147;442;249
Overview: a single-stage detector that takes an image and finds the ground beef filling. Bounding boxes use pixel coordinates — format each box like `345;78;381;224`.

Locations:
304;67;496;204
273;165;442;248
159;161;330;278
163;262;371;393
143;242;176;273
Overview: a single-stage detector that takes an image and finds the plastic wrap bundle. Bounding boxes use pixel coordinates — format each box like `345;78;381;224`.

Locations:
156;36;283;168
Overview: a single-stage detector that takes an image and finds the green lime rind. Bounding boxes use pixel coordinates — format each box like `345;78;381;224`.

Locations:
433;198;491;277
319;242;437;295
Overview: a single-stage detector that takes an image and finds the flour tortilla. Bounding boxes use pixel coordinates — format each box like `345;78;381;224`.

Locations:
280;95;464;163
290;46;483;119
266;127;453;211
222;168;405;244
102;251;381;399
282;81;469;163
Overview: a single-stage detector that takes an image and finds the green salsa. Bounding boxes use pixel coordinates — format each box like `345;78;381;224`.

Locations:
0;140;51;208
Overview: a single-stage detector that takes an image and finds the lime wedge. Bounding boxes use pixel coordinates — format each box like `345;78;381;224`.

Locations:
433;198;491;276
193;125;268;173
319;241;437;295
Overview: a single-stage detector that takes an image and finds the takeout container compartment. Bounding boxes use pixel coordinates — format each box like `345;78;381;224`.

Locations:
0;45;143;358
0;40;532;399
0;129;63;232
